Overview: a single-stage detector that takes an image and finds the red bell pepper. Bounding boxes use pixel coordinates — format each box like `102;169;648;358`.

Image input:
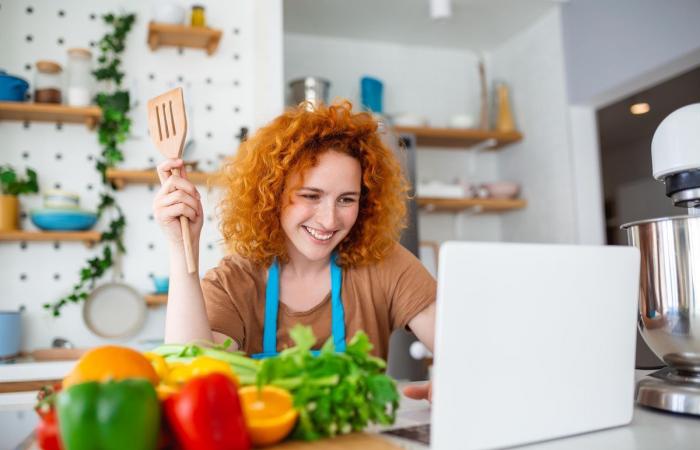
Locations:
164;372;250;450
35;383;63;450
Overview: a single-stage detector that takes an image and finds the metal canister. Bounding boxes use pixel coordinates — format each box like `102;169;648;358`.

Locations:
288;77;331;109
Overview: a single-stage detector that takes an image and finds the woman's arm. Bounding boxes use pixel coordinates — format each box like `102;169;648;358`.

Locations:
403;303;436;401
154;159;236;348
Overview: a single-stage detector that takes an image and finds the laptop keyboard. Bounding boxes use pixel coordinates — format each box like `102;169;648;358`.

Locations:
382;424;431;445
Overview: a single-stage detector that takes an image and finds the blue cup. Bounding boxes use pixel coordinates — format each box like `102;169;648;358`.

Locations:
361;76;383;114
153;276;169;294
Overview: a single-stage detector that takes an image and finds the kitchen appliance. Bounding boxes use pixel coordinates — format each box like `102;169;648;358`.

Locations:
288;77;330;109
0;71;29;101
621;103;700;415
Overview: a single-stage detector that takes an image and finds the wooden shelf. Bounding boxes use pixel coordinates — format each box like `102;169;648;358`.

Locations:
0;102;101;129
148;22;222;55
106;168;212;189
0;230;102;246
394;126;522;149
417;197;526;212
145;294;167;307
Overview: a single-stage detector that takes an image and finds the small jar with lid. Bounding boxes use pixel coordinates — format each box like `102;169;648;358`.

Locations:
34;60;62;104
66;48;93;106
191;5;206;27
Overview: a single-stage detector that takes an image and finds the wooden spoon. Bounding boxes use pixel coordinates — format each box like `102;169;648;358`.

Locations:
147;87;196;274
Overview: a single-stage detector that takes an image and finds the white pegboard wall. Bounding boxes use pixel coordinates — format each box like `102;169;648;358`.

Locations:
0;0;259;350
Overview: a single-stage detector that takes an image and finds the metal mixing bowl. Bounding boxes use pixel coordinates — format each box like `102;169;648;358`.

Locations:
621;215;700;363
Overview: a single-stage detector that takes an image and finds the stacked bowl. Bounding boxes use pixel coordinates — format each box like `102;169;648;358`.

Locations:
31;190;97;231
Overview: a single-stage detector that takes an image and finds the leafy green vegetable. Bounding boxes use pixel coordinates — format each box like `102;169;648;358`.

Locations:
152;326;400;441
257;325;400;440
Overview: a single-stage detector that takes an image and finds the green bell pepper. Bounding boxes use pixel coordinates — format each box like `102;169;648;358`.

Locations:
56;379;160;450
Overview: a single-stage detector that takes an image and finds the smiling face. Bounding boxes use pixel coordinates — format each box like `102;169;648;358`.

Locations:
280;150;362;265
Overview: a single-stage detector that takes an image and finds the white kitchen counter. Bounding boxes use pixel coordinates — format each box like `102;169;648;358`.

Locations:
380;370;700;450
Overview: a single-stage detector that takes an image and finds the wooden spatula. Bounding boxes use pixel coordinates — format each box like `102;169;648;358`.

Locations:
147;87;196;274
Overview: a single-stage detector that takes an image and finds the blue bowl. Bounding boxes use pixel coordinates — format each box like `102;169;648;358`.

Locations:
0;71;29;102
30;208;97;231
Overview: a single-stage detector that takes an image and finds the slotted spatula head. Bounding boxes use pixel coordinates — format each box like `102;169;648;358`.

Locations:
147;87;188;159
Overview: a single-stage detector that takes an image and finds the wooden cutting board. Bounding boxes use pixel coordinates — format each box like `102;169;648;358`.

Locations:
268;433;401;449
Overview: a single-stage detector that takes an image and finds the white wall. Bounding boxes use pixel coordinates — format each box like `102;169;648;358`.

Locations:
284;33;504;243
489;8;578;243
561;0;700;106
0;0;280;352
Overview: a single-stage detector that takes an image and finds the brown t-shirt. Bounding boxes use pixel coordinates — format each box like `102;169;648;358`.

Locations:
201;243;436;359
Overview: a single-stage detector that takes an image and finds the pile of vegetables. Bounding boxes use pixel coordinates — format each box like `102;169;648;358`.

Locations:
34;325;400;449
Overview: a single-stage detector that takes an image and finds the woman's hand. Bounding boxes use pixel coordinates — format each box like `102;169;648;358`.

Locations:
153;159;203;246
403;381;432;402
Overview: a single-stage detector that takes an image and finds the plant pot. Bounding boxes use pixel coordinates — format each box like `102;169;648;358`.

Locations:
0;195;19;231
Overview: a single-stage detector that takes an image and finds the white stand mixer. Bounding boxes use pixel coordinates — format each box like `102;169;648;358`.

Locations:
622;103;700;415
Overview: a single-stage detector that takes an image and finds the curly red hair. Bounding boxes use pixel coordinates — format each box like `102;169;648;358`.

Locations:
215;101;409;267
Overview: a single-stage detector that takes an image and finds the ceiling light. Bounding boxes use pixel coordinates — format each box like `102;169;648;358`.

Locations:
430;0;451;19
630;102;650;115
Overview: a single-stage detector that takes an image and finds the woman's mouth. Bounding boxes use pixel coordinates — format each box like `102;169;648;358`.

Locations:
303;226;335;242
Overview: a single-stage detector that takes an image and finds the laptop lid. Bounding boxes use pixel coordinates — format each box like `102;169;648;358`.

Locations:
431;242;640;450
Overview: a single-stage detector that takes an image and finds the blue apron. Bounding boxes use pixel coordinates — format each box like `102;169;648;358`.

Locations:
251;253;346;359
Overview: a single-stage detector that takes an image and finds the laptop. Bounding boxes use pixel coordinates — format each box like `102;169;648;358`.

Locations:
385;241;640;449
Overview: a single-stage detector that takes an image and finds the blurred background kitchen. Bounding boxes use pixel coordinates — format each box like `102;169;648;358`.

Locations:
2;0;700;446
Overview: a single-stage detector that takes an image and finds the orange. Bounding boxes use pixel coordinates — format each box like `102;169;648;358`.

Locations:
238;386;299;447
63;345;159;389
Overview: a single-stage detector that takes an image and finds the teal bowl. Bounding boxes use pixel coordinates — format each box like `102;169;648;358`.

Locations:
30;208;97;231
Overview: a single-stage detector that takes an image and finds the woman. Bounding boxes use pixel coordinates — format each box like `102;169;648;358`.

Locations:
153;101;434;400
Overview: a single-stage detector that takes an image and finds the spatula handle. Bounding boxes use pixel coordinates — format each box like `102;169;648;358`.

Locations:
171;168;197;275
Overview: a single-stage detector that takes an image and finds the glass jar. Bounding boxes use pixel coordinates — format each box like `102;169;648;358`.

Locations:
66;48;93;107
34;60;62;104
191;5;206;27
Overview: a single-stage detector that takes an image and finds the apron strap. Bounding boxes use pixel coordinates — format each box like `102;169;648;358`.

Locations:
330;254;346;352
262;258;280;355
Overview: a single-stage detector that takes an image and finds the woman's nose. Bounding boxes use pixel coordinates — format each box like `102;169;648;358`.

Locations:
316;201;338;229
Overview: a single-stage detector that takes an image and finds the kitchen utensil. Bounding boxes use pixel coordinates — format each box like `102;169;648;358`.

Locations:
83;252;146;339
0;70;29;101
0;306;24;359
147;87;196;274
30;348;86;361
621;103;700;415
288;77;330;109
360;76;383;114
30;208;97;231
495;82;516;132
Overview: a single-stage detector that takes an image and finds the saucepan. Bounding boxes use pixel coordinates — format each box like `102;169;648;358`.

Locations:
621;214;700;364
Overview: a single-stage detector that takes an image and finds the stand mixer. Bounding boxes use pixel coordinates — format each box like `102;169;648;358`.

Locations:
621;103;700;415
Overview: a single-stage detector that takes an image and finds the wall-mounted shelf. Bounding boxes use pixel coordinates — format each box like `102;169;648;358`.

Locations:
106;168;212;189
0;230;102;246
417;197;526;212
0;102;101;129
147;22;223;55
394;126;522;149
145;294;167;307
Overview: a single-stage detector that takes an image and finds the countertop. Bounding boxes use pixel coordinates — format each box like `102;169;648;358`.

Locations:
3;369;700;449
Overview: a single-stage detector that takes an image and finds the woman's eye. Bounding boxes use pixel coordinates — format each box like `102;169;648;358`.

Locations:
300;194;319;200
339;197;357;204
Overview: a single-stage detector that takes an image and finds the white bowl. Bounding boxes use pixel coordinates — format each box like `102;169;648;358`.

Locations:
448;114;475;129
392;114;428;128
152;0;185;24
481;182;521;199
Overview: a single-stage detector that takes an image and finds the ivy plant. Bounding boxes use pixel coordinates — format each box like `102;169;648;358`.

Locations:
0;165;39;196
44;12;136;316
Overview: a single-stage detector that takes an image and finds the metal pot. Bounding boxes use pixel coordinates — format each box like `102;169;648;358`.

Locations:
621;215;700;361
0;307;24;358
288;77;330;108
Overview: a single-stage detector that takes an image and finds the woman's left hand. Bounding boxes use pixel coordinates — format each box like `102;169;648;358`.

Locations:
402;381;432;402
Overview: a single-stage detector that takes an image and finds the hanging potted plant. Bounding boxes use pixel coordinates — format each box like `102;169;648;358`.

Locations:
0;165;38;231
